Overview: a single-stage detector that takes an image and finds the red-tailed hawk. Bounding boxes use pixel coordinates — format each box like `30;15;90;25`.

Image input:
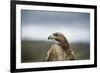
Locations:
45;32;76;61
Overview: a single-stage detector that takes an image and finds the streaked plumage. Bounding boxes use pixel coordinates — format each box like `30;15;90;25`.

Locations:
45;32;76;61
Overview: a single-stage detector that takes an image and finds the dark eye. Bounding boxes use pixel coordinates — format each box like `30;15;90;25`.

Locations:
54;33;58;36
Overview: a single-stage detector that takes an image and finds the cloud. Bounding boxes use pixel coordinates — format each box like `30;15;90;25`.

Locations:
21;10;90;43
22;24;90;43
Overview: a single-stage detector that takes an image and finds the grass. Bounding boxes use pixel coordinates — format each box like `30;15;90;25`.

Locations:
21;40;90;63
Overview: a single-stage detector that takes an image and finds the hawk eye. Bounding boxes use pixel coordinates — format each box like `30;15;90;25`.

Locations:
54;33;58;36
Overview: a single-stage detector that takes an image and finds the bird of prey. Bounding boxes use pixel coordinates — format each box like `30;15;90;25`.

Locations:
45;32;76;61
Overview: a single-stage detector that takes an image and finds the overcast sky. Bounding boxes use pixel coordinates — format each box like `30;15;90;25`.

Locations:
21;10;90;43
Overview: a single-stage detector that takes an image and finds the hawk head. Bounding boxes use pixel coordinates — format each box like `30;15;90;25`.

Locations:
48;32;69;49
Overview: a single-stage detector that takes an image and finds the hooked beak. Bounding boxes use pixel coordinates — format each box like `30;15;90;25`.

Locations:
48;34;54;40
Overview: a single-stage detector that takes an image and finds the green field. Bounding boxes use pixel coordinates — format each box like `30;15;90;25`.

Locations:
21;40;90;63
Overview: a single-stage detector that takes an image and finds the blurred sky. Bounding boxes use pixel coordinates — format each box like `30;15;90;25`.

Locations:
21;10;90;43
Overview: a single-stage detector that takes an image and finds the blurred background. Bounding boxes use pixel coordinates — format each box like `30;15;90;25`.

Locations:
21;10;90;63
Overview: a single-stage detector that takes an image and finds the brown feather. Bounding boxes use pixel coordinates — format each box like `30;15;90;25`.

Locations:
45;32;76;61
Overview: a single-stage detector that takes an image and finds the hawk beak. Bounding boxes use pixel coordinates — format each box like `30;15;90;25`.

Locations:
48;35;54;40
